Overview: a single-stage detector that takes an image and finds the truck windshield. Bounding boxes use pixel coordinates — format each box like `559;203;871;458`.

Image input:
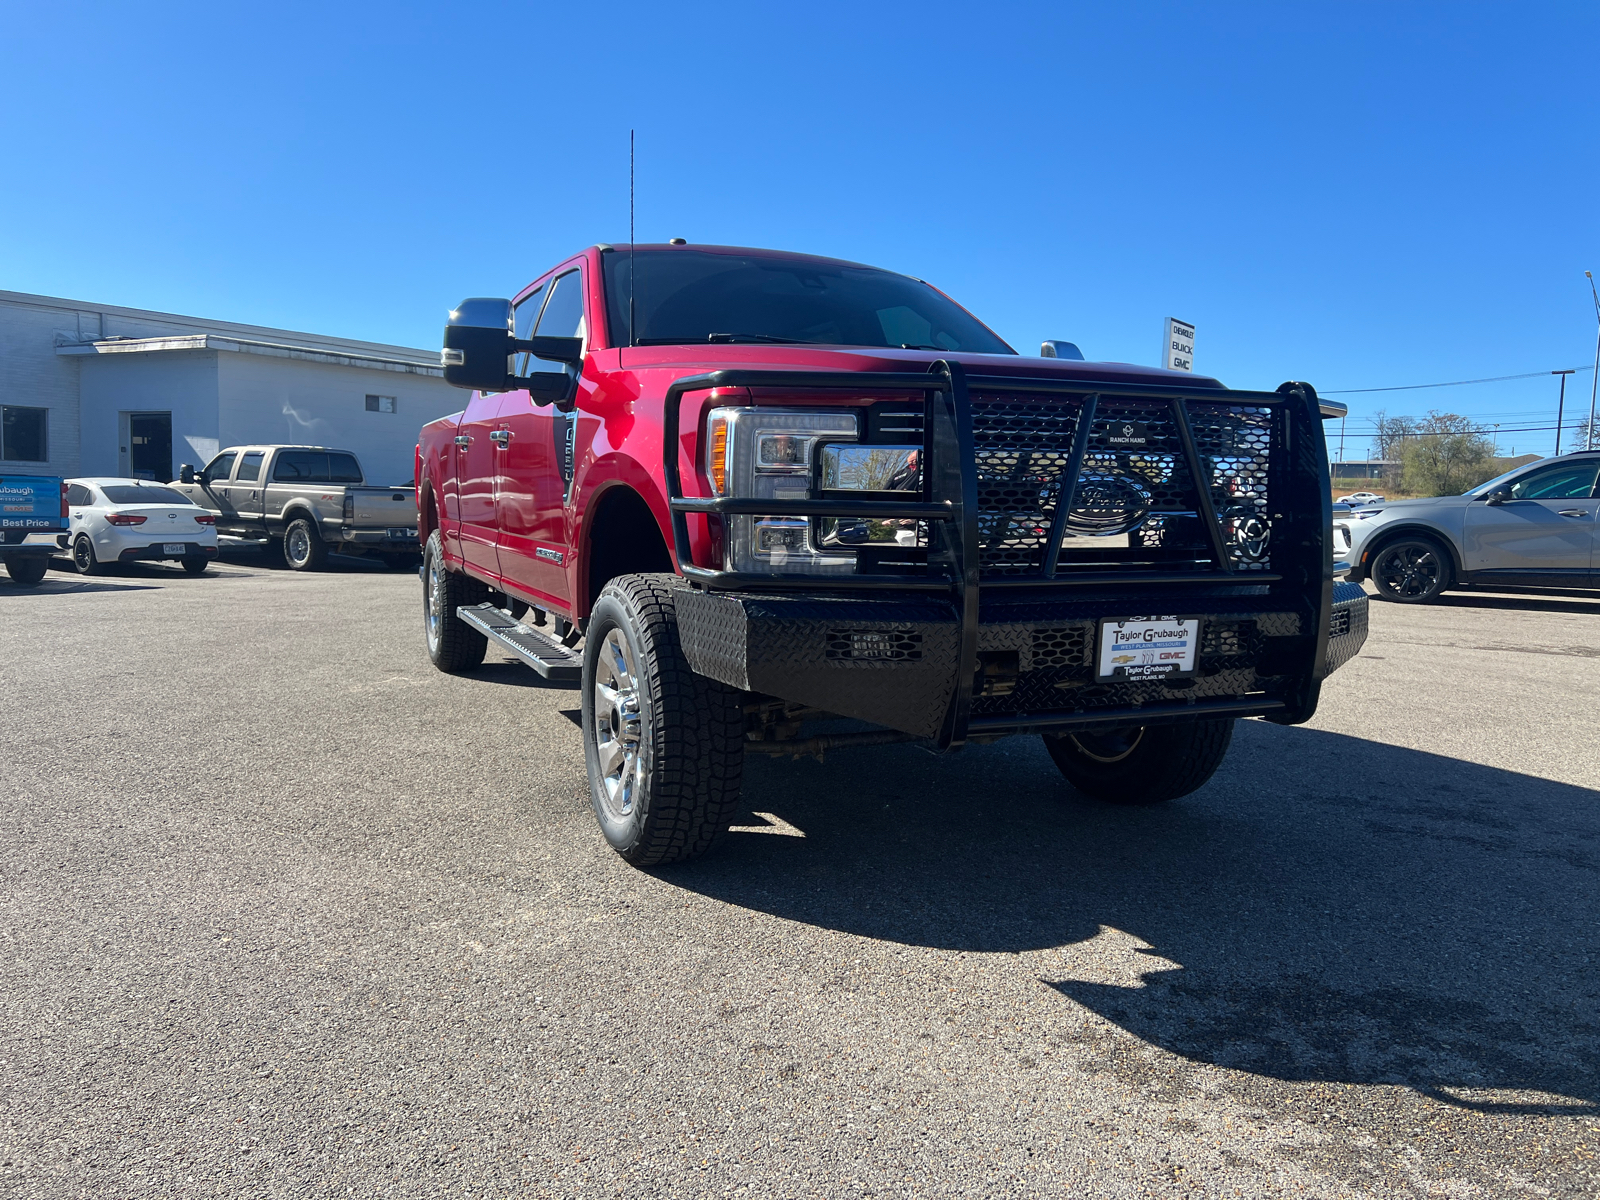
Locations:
603;249;1014;354
101;485;194;505
273;452;363;483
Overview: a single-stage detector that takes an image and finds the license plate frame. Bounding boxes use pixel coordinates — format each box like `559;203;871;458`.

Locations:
1096;616;1202;682
162;543;187;555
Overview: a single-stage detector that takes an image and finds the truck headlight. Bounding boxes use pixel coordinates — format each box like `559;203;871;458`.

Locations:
704;407;861;574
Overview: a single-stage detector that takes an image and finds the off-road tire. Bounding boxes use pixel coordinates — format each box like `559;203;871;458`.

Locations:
181;556;210;576
1044;718;1235;805
72;535;104;576
582;573;743;867
1369;535;1452;604
282;518;327;571
3;554;49;587
422;530;488;672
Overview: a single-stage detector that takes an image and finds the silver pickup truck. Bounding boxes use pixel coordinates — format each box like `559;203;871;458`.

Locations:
173;445;419;571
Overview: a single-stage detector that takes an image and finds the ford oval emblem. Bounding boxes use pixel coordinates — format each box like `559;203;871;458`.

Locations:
1056;471;1152;536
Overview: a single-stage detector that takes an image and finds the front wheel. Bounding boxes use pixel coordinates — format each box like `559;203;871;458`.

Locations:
582;574;744;866
1369;536;1451;603
422;530;488;672
282;518;327;571
1043;719;1235;805
72;535;104;576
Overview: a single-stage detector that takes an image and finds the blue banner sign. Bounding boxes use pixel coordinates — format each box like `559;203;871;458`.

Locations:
0;476;66;530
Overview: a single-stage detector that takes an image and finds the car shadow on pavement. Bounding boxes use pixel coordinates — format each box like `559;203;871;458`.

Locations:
663;720;1600;1116
1430;589;1600;617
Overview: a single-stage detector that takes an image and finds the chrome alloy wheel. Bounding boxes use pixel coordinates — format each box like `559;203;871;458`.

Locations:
592;628;645;820
1068;727;1145;763
1374;543;1440;599
424;549;445;653
285;525;311;567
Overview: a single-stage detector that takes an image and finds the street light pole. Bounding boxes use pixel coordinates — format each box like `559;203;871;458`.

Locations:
1553;369;1575;455
1586;272;1600;450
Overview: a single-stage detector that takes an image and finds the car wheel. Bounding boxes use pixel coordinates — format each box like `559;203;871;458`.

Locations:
181;556;210;576
582;574;744;866
422;530;488;672
3;555;49;587
1369;536;1451;603
1042;719;1235;805
282;518;327;571
72;535;104;576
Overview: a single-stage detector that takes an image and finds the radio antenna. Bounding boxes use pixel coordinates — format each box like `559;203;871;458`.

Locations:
629;129;635;348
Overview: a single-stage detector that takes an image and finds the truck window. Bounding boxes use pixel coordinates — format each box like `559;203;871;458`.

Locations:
512;282;548;375
535;271;585;341
236;451;264;482
272;451;363;483
204;452;236;484
603;249;1012;353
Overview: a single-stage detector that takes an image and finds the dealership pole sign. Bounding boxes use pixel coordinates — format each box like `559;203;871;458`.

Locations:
1163;318;1195;372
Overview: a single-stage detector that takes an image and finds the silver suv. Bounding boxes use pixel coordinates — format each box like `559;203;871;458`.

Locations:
1339;450;1600;602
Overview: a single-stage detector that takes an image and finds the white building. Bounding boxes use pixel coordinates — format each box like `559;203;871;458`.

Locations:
0;289;462;486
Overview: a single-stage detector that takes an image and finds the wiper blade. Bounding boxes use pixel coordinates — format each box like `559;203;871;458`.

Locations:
707;332;814;344
899;343;944;351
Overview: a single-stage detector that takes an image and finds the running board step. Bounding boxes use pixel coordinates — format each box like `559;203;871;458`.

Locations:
457;603;582;683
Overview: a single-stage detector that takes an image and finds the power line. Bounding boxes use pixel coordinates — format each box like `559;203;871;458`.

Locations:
1323;365;1593;395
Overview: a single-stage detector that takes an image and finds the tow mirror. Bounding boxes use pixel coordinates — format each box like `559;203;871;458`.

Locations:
442;297;584;404
1040;340;1085;361
178;464;195;484
1484;489;1511;505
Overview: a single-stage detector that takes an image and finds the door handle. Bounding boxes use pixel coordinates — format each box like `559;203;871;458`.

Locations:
1557;509;1588;518
454;435;471;447
490;430;512;445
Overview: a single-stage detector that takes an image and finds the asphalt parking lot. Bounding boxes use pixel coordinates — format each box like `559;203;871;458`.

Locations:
2;553;1596;1198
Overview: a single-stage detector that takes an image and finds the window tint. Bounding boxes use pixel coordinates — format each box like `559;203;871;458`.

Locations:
205;452;236;483
535;271;585;341
1508;462;1600;500
602;250;1013;353
236;451;264;482
100;485;194;505
66;484;92;506
1;405;48;462
272;451;363;483
512;282;548;375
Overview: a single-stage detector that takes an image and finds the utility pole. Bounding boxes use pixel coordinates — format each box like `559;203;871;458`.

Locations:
1587;273;1600;450
1553;369;1575;455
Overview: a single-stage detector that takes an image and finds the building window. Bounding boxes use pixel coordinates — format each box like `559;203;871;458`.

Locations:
365;394;397;413
1;406;48;462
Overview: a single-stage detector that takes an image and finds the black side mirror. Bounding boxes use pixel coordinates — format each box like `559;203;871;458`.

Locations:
1484;489;1510;505
441;297;583;405
178;464;195;484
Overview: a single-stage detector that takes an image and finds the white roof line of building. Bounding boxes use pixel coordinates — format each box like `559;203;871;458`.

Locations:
2;287;439;364
56;334;444;377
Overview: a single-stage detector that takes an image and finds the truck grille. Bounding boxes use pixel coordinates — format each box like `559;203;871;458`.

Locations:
968;392;1275;578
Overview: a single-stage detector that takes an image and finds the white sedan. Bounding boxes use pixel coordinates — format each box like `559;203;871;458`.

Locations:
1337;490;1386;506
64;478;219;575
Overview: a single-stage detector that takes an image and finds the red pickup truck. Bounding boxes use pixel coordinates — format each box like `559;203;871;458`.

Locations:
416;243;1366;866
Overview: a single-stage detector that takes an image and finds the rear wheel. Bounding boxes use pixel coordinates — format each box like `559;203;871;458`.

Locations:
3;555;49;587
1369;536;1451;603
1043;719;1235;805
283;518;327;571
72;535;103;576
582;574;743;866
422;530;488;671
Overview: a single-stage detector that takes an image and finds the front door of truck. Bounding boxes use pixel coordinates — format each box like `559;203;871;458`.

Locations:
232;450;267;528
497;267;583;608
199;451;240;529
1463;460;1600;580
456;389;507;578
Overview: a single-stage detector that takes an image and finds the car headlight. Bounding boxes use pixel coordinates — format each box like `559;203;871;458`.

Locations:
703;407;928;574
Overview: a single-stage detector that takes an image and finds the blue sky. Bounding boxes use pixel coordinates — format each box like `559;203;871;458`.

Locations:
3;2;1598;457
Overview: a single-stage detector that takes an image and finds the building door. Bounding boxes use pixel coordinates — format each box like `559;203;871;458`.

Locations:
123;412;173;482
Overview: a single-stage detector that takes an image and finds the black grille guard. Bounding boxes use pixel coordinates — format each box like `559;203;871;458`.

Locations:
662;361;1338;747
